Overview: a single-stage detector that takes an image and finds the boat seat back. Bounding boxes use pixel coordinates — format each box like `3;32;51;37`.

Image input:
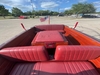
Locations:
55;46;100;61
10;62;100;75
35;24;64;32
0;46;49;62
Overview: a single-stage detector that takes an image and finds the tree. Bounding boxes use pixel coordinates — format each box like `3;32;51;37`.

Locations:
50;11;59;16
12;7;23;17
32;10;36;15
0;5;9;18
24;11;32;15
64;10;73;15
72;3;96;15
38;10;50;16
52;12;59;16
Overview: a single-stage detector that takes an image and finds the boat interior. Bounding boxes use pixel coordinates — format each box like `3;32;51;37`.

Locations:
0;24;100;75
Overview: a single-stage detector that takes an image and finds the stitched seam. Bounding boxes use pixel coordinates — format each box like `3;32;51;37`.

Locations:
23;64;29;75
27;49;32;61
9;50;13;58
22;49;27;60
84;62;96;75
32;48;35;60
80;62;89;75
38;62;41;75
65;46;67;61
37;47;40;61
13;49;18;60
77;47;81;60
76;62;84;75
86;47;90;60
90;47;95;59
18;49;23;60
68;62;73;73
23;49;28;61
63;62;67;73
81;47;85;60
33;63;36;75
73;47;76;60
72;62;78;74
14;64;21;75
68;47;71;60
19;64;26;75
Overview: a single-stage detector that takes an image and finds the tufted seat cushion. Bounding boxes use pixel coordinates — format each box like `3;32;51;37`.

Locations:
0;46;49;62
9;62;100;75
55;46;100;61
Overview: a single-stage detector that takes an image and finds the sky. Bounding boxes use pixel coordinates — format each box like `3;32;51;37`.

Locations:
0;0;100;12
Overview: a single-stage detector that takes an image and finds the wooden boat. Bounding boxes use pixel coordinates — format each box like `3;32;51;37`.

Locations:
0;24;100;75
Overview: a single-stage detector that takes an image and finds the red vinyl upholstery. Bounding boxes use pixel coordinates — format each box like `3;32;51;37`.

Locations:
55;46;100;61
9;62;100;75
0;57;15;75
0;46;49;62
35;24;65;33
31;31;68;48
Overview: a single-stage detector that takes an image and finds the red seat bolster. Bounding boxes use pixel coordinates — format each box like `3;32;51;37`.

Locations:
55;46;100;61
0;46;49;62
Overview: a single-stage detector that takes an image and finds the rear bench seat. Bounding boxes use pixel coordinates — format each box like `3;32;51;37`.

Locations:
0;46;100;75
35;24;65;33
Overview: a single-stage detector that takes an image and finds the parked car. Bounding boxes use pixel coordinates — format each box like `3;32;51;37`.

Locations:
19;16;28;19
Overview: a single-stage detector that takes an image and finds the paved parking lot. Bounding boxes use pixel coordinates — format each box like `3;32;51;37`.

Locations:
0;17;100;45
